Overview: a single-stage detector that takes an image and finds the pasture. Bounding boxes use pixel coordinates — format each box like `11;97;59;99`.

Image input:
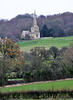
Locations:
0;79;73;93
19;36;73;51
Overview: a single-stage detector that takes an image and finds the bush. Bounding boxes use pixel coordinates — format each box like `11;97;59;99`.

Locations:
23;71;32;83
49;46;60;59
0;90;73;99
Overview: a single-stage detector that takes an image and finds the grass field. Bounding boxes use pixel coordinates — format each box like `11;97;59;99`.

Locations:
0;79;73;93
19;36;73;51
8;78;23;81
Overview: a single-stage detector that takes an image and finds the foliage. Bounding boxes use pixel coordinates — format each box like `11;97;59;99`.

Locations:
40;24;52;37
0;58;14;86
60;47;68;56
0;38;25;86
30;46;50;61
22;45;73;82
0;38;22;58
62;47;73;77
0;90;73;99
23;71;32;82
0;37;73;88
0;12;73;40
49;46;60;59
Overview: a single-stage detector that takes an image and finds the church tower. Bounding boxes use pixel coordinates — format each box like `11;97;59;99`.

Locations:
30;11;40;39
21;11;40;40
33;10;37;27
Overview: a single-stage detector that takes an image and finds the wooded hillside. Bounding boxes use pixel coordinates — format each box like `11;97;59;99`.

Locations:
0;12;73;41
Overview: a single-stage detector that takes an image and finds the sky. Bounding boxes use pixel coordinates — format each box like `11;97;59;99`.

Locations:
0;0;73;20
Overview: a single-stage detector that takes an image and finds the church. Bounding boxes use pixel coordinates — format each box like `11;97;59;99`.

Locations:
21;11;40;39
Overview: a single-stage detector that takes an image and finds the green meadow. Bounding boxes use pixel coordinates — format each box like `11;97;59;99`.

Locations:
0;79;73;93
19;36;73;51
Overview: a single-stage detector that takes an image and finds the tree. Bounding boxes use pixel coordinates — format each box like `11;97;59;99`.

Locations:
40;24;49;37
62;47;73;77
60;47;68;57
49;25;65;37
0;38;24;86
30;46;50;61
0;38;22;58
49;46;60;59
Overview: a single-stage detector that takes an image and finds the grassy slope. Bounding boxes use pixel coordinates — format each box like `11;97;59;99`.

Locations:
0;79;73;93
19;36;73;51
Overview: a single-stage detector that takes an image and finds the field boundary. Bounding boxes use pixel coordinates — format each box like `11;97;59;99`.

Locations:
2;78;73;88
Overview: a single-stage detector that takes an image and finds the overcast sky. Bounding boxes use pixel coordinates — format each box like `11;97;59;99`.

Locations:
0;0;73;20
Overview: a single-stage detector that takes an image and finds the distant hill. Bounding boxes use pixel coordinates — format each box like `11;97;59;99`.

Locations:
0;12;73;41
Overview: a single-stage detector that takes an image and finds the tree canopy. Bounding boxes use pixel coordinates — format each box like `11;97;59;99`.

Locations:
0;38;22;58
0;38;25;86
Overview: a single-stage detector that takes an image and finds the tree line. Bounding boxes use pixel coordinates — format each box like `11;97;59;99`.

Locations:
0;39;73;86
23;46;73;82
0;12;73;41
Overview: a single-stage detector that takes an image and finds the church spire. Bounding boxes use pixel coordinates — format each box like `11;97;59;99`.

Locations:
33;10;37;27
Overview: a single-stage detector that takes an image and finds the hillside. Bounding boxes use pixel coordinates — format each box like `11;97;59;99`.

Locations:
0;12;73;40
19;36;73;51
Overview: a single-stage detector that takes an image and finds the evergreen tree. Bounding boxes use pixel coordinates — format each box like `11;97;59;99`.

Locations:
40;24;49;37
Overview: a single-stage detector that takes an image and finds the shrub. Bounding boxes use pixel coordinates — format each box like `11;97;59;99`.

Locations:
0;90;73;99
